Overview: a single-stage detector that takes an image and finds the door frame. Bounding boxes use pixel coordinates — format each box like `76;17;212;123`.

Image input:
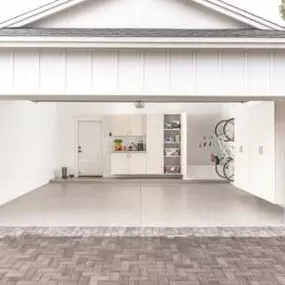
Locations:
74;116;104;178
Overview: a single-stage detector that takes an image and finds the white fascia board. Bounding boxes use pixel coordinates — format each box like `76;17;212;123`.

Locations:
193;0;284;30
0;0;87;28
0;37;285;49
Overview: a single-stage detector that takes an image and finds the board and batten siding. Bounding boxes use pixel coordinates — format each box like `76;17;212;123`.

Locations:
0;49;285;96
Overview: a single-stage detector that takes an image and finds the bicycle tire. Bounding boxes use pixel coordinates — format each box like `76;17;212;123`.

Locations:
223;118;235;142
223;157;234;182
214;157;226;179
214;120;227;138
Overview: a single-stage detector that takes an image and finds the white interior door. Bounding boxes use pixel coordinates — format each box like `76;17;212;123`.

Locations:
181;113;188;179
78;121;103;177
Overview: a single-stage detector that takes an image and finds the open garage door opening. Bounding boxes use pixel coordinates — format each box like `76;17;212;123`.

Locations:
0;100;284;227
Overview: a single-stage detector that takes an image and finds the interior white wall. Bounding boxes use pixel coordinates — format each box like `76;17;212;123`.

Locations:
0;101;56;205
55;102;236;178
30;0;247;29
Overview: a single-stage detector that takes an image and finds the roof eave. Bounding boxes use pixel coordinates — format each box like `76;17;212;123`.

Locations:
0;36;285;49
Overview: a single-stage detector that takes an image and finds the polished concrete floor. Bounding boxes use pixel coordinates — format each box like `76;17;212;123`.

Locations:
0;180;283;227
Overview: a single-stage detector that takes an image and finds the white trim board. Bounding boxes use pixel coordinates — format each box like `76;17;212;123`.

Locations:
1;36;285;49
0;0;283;30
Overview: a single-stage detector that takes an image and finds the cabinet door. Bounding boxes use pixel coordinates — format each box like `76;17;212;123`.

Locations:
111;153;129;175
129;153;146;174
129;115;146;136
146;114;163;174
109;115;130;136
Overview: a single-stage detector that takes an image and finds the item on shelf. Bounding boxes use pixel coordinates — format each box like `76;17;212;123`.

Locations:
165;122;172;129
165;136;173;144
164;165;180;174
175;135;180;143
165;148;180;157
137;140;144;151
114;139;123;151
171;120;180;129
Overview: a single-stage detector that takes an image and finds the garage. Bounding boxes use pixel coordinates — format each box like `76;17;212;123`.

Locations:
0;0;285;229
1;1;285;284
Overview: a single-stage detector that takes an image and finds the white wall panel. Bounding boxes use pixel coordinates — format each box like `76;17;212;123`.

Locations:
118;50;143;93
40;49;65;92
196;51;220;95
66;49;92;92
14;50;39;92
221;52;245;95
0;50;13;92
144;51;168;94
2;49;285;97
92;50;118;93
170;50;194;94
272;52;285;95
247;51;271;95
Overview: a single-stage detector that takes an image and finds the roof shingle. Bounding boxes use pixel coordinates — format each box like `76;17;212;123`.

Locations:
0;28;285;38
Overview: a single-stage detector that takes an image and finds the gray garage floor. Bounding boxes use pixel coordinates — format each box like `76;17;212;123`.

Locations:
0;180;282;227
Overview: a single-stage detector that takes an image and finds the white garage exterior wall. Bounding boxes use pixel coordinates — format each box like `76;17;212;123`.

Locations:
55;102;235;178
0;49;285;97
0;102;56;205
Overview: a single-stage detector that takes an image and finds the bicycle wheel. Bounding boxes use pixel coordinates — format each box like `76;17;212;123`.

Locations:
223;157;234;182
215;120;227;138
214;156;226;179
223;118;235;142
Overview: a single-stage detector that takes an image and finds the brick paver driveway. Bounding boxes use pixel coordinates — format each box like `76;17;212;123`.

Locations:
1;234;285;284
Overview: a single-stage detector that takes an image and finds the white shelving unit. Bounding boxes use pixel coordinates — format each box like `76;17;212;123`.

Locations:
163;114;182;175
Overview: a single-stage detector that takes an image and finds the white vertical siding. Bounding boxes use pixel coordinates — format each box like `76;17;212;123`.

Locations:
66;49;92;92
0;50;13;92
14;50;39;92
247;51;271;95
1;49;285;96
221;51;245;95
92;50;118;93
169;50;194;94
144;51;168;94
40;49;65;92
118;50;143;93
196;51;220;95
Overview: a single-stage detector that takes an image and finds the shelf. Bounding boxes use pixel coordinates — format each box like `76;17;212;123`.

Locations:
164;156;181;158
164;129;180;131
164;142;180;145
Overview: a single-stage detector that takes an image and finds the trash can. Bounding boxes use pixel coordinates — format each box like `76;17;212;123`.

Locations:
62;167;68;179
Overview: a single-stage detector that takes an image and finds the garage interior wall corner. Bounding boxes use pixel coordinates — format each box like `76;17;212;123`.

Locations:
0;101;56;206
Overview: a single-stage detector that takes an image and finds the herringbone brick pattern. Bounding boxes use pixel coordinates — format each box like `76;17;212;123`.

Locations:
0;235;285;284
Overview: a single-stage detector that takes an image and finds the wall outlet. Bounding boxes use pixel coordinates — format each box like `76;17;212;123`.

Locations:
239;145;243;153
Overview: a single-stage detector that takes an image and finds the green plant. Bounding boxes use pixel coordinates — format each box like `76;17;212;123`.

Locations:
280;0;285;20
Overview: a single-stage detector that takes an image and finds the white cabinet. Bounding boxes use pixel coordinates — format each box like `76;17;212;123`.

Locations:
129;115;145;136
146;114;163;174
111;153;146;175
111;153;129;175
234;102;276;204
129;153;146;174
109;115;146;136
109;115;129;136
